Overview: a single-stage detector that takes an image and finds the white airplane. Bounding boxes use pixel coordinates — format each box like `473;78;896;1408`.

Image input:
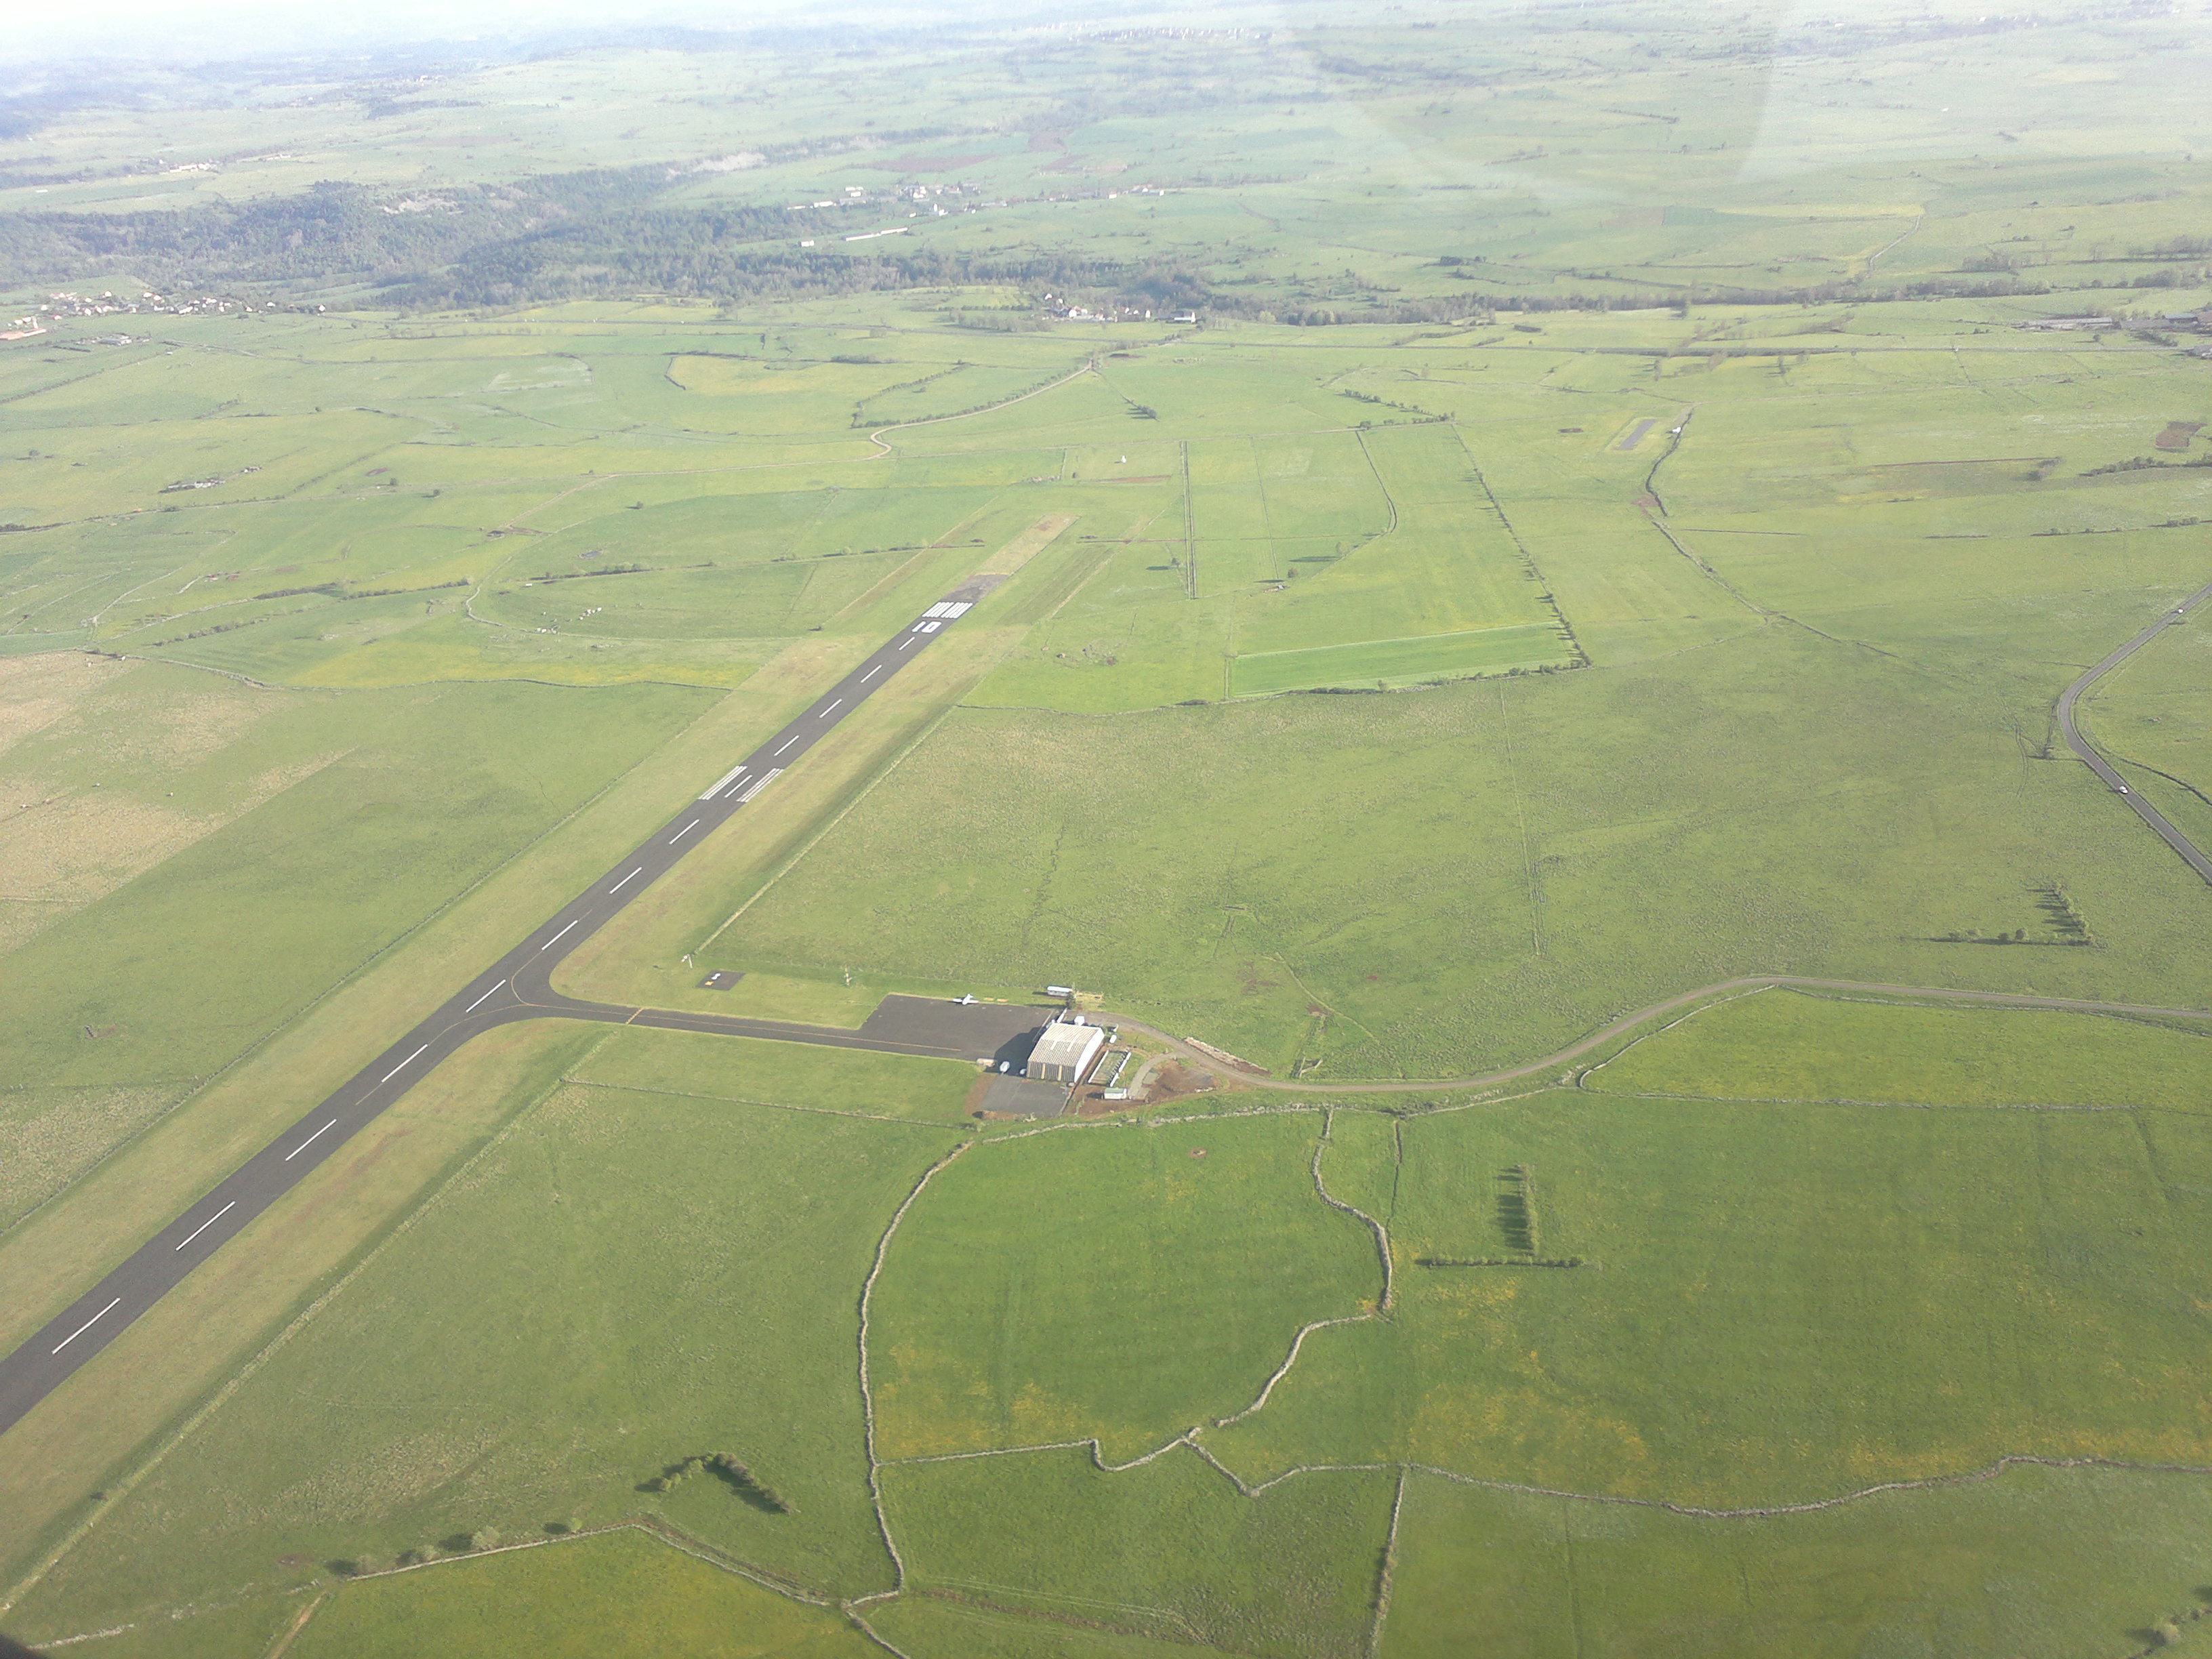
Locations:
956;993;977;1005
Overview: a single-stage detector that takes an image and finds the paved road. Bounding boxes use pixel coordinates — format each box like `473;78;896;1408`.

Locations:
0;579;1012;1437
2055;579;2212;886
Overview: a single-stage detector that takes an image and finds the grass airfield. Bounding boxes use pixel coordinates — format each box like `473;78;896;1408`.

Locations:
4;3;2212;1656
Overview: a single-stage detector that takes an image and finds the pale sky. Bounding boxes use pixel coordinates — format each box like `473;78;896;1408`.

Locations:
7;0;1158;66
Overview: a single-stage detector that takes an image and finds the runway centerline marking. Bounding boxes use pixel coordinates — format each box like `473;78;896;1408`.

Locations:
283;1120;337;1161
173;1202;237;1251
818;699;842;718
608;867;642;894
464;980;508;1012
51;1300;121;1355
773;735;800;757
541;919;581;950
899;635;918;650
668;820;699;844
381;1043;430;1082
860;665;880;682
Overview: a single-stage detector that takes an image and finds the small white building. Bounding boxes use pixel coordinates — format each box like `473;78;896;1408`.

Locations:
1026;1016;1107;1086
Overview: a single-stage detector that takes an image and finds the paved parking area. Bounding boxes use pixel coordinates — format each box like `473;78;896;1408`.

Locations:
978;1076;1072;1118
857;994;1059;1067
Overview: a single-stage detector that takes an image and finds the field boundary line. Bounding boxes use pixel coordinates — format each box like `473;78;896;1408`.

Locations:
0;1037;609;1615
855;1136;975;1603
1369;1467;1408;1659
1212;1110;1391;1431
865;361;1095;455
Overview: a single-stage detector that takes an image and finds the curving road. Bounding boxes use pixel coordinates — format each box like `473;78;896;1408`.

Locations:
0;579;1008;1437
2055;579;2212;885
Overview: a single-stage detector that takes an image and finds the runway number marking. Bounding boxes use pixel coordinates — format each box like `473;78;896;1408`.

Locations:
464;979;508;1012
608;867;642;893
173;1201;237;1251
283;1120;339;1161
51;1298;121;1355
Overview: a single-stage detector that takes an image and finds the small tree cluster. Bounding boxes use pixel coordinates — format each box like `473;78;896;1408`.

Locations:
646;1452;791;1513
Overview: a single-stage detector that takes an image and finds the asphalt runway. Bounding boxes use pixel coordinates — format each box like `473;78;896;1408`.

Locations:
0;578;1027;1437
2055;577;2212;886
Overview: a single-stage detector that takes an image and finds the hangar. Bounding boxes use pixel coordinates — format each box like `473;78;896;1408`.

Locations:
1026;1015;1107;1086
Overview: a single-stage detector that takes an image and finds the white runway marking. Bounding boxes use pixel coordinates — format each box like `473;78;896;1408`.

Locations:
283;1120;338;1161
699;762;747;801
174;1202;237;1251
668;819;699;842
713;771;750;799
464;979;508;1012
52;1298;121;1355
860;665;880;682
899;635;918;650
541;918;581;949
924;601;954;618
382;1042;431;1081
608;867;642;893
734;768;781;803
818;699;842;718
773;735;800;756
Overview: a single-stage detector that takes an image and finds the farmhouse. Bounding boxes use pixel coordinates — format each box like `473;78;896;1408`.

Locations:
1026;1015;1107;1085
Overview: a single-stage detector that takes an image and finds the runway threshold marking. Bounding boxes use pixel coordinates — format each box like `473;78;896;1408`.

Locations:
51;1300;121;1355
173;1201;237;1251
464;979;508;1012
699;762;748;801
608;867;643;894
283;1120;337;1161
381;1043;430;1082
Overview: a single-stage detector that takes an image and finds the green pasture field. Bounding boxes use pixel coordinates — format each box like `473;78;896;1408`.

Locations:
1203;1090;2212;1507
880;1449;1393;1659
2;1080;957;1643
1228;623;1572;696
870;1112;1379;1465
1383;1462;2212;1659
1584;987;2212;1106
289;1530;877;1659
569;1025;978;1122
5;7;2212;1654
